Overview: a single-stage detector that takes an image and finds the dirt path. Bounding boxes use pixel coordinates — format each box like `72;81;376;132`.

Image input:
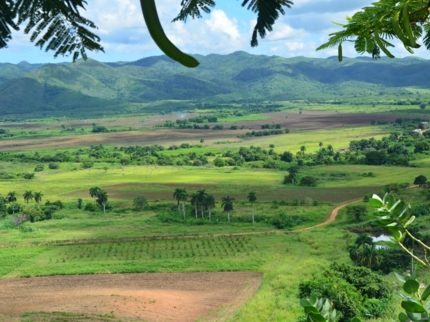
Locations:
0;272;262;322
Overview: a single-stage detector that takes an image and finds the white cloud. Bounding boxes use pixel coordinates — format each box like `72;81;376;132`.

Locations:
267;23;307;41
204;10;241;41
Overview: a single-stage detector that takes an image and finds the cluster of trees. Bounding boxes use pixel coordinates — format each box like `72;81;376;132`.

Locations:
172;189;258;224
88;187;108;213
240;128;289;138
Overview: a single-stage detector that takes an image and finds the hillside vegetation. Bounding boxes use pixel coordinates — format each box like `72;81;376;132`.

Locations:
1;52;430;117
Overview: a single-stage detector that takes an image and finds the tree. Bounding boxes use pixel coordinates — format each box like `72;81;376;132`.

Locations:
300;146;306;155
221;196;235;223
173;188;185;213
77;198;83;209
204;194;215;221
7;191;17;214
97;189;108;213
280;151;293;162
247;191;257;225
190;193;199;219
196;189;207;218
414;174;428;186
286;165;299;184
179;189;188;220
34;192;43;209
23;190;34;204
347;205;367;222
133;196;148;211
89;187;101;205
420;103;427;110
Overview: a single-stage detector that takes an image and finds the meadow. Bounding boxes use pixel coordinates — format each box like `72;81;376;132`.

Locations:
0;105;429;321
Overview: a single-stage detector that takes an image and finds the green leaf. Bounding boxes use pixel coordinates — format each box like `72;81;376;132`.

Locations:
403;279;420;294
350;318;362;322
369;197;383;208
300;299;311;308
374;240;398;248
398;312;408;322
304;305;319;314
310;295;317;306
385;193;395;208
404;215;416;228
338;42;343;62
421;284;430;301
308;312;327;322
395;272;406;283
401;300;426;313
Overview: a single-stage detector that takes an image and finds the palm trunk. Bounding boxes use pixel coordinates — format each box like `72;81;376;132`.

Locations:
228;212;230;223
12;203;14;215
93;197;96;205
182;201;186;220
194;205;197;218
38;202;40;209
252;203;254;224
103;203;106;213
177;202;180;213
201;205;204;218
208;207;211;221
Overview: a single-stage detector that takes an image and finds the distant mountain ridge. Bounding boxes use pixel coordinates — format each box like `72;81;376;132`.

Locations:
0;52;428;117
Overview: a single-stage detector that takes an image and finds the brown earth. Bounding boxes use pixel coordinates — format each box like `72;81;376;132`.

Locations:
0;111;400;151
0;272;262;322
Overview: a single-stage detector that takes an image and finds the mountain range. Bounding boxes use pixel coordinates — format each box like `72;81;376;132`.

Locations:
0;51;429;117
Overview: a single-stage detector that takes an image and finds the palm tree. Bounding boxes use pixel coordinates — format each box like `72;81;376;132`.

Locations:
34;192;43;209
205;194;215;221
196;189;207;218
300;145;306;155
7;191;17;214
190;193;198;218
23;190;34;204
348;244;361;266
360;244;381;269
173;188;185;213
287;165;299;184
179;189;188;220
97;189;108;213
89;187;101;205
221;196;235;223
247;191;257;224
355;234;373;248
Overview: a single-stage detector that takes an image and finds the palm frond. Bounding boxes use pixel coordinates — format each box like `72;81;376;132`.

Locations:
0;0;19;49
241;0;293;47
172;0;215;22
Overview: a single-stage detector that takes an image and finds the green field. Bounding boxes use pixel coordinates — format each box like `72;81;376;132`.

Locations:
0;107;429;322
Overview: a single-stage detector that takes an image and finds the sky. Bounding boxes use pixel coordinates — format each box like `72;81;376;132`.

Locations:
2;0;430;64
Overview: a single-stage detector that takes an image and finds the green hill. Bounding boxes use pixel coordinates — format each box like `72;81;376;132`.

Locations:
0;52;429;117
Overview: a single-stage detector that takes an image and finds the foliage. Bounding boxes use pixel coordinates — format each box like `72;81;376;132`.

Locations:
346;205;367;222
300;176;318;187
299;263;391;321
133;196;148;211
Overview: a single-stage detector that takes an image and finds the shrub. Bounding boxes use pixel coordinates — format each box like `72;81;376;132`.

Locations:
34;164;44;172
81;161;94;169
300;176;317;187
48;162;59;169
84;202;97;212
22;172;35;180
213;157;225;167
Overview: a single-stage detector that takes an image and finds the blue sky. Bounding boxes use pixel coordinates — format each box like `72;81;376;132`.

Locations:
2;0;430;64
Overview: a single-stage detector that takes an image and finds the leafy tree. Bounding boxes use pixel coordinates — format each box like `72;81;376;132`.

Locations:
286;165;299;184
89;187;101;205
23;190;34;204
300;146;306;155
133;196;148;211
420;103;427;110
221;195;235;223
280;151;293;162
346;205;367;222
34;192;43;209
414;174;428;186
7;191;17;214
97;189;108;213
247;191;257;224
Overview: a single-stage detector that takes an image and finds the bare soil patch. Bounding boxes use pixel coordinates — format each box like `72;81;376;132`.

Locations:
0;272;261;322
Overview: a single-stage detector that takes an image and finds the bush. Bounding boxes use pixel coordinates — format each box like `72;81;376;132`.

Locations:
213;157;225;167
81;161;94;169
300;176;317;187
34;164;44;172
22;172;35;180
48;162;59;169
84;202;97;212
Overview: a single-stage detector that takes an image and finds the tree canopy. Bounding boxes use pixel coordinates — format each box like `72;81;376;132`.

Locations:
0;0;427;67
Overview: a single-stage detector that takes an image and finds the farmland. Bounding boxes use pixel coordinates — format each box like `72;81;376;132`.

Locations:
0;102;430;322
